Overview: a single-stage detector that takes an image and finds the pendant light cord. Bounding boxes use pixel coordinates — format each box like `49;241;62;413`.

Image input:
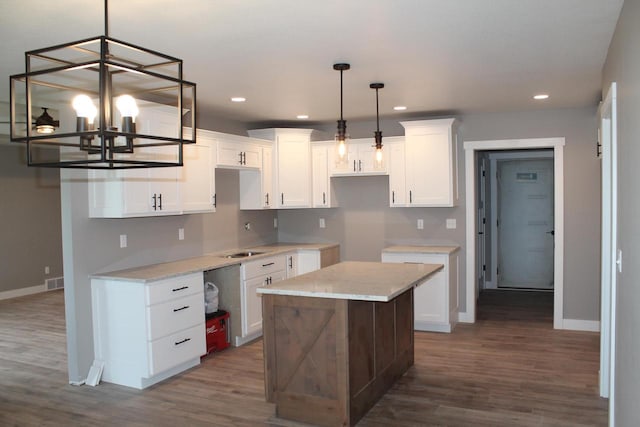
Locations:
375;87;380;132
340;69;344;121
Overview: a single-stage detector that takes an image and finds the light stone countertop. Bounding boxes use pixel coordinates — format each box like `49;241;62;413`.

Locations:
90;242;339;283
256;261;443;302
382;245;460;255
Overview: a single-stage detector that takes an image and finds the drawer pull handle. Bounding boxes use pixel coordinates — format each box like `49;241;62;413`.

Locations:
173;305;189;312
262;262;275;267
172;286;189;292
175;338;191;346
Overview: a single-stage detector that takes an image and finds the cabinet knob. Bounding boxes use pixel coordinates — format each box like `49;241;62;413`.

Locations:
323;192;326;205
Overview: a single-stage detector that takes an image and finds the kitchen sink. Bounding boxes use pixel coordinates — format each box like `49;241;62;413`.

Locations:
224;251;265;258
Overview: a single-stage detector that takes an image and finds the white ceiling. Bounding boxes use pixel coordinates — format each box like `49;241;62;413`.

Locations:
0;0;623;125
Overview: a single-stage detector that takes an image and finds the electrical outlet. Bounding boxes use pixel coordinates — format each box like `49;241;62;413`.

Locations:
446;218;457;229
119;234;127;248
45;266;50;275
178;228;184;240
244;222;251;231
274;218;278;228
319;218;326;229
417;219;424;230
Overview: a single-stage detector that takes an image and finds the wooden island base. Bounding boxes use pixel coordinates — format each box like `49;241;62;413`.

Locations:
262;288;414;426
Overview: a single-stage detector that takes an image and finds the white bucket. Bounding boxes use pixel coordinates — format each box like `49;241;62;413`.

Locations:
204;282;219;313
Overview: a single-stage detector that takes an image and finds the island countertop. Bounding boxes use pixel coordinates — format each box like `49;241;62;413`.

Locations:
256;261;442;302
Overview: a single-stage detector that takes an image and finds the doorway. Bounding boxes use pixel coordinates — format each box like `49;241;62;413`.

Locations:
463;138;565;329
483;151;555;291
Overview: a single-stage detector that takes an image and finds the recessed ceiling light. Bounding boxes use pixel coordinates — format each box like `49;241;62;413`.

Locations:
296;114;309;119
230;97;246;102
393;106;407;111
533;94;549;100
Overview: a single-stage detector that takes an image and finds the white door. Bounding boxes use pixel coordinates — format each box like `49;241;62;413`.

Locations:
477;156;487;292
497;159;554;289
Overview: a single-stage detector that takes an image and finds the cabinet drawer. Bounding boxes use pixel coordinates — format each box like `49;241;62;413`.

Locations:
146;293;205;341
145;272;203;306
243;256;286;279
148;323;205;376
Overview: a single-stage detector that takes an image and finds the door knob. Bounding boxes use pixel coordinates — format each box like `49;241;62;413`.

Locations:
546;230;555;236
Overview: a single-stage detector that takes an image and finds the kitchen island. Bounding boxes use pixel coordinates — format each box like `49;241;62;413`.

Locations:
257;261;443;426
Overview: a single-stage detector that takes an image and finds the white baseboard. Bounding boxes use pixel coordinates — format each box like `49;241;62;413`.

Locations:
561;319;600;332
458;311;474;323
0;284;46;301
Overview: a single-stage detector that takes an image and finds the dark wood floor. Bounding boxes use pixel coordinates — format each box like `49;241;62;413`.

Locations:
0;290;607;426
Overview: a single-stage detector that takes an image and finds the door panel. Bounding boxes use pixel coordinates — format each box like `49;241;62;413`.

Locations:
498;159;554;289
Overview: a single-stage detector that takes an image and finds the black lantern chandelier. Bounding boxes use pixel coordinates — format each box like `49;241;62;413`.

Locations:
370;82;384;168
333;63;350;164
9;0;196;168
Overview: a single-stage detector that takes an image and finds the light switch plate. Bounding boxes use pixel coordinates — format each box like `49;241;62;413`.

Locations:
446;219;457;229
178;228;184;240
119;234;127;248
417;219;424;230
274;218;278;228
319;218;326;229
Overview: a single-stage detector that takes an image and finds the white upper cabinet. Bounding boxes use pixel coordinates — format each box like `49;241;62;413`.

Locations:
329;139;388;176
89;108;182;218
311;144;337;208
239;144;273;210
386;139;407;207
248;128;313;209
217;137;262;169
89;120;217;218
400;118;459;207
180;129;217;214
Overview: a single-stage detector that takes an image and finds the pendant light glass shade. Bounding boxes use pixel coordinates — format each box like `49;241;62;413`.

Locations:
333;63;350;166
370;83;384;169
9;1;196;169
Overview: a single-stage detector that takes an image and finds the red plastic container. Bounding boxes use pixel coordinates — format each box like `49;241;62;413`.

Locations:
205;310;230;354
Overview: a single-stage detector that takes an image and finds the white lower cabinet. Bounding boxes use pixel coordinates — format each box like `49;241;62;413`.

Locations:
91;272;206;389
381;248;460;332
241;255;286;340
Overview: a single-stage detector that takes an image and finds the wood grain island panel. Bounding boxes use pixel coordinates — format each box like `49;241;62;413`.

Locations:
260;261;442;426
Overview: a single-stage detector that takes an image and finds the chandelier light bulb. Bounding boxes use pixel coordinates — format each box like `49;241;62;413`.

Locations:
116;95;139;120
72;94;97;124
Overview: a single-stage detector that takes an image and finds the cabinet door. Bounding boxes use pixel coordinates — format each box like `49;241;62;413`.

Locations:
217;141;244;167
388;142;406;206
358;143;387;174
312;145;329;207
277;135;311;208
286;253;298;278
243;144;262;169
243;275;267;336
297;250;321;275
147;144;181;215
180;138;216;213
262;146;273;208
404;121;456;206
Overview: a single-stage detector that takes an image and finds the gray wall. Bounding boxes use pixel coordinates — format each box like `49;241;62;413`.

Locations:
602;0;640;424
0;142;63;293
61;167;277;382
278;107;601;320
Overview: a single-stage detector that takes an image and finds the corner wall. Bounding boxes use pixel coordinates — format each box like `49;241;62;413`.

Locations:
602;0;640;424
0;142;63;296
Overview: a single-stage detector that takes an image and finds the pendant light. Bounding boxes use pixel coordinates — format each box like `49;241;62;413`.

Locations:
370;83;384;168
9;0;196;168
333;63;350;164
